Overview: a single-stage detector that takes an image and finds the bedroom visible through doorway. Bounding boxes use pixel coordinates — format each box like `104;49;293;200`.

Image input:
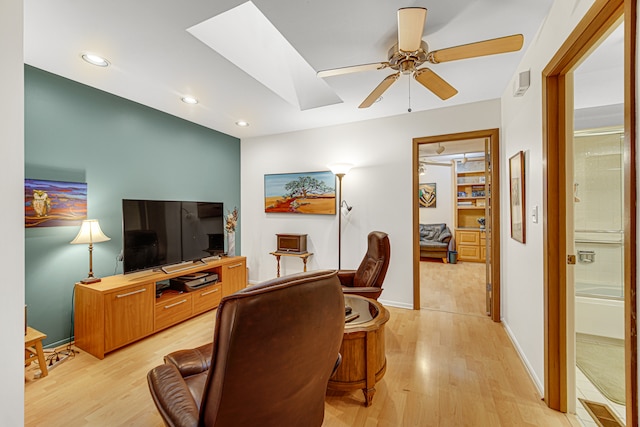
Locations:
412;129;501;321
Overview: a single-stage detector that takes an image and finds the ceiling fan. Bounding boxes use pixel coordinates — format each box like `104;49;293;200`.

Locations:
317;7;524;108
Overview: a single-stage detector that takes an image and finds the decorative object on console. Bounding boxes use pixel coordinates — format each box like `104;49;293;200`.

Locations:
329;163;354;270
225;207;238;256
276;233;307;253
264;171;336;214
70;219;110;284
25;179;87;227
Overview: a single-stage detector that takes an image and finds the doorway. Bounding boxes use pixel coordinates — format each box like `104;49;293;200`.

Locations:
543;0;637;425
413;129;501;321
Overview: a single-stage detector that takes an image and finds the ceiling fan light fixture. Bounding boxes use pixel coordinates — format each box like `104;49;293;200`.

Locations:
317;8;525;109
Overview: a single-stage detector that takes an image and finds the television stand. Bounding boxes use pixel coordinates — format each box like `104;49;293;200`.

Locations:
161;259;206;274
75;256;247;359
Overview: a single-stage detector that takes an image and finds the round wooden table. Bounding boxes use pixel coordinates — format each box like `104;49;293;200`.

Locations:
327;295;390;406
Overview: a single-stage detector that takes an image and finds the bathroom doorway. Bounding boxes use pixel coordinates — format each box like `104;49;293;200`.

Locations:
412;129;501;321
571;21;626;424
542;0;637;424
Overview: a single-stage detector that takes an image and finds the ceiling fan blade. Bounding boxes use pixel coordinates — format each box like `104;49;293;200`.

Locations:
317;62;389;78
428;34;524;63
358;72;400;108
397;7;427;52
414;68;458;100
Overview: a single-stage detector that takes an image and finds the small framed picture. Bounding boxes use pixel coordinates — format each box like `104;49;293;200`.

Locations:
419;183;436;208
509;151;526;243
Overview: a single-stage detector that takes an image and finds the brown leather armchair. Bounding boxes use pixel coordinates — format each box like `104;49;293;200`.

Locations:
337;231;390;300
147;270;345;427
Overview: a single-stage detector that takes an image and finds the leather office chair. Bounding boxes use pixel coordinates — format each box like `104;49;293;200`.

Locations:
337;231;390;300
147;270;345;427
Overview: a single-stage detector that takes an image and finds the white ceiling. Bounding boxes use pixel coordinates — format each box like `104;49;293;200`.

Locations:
24;0;555;139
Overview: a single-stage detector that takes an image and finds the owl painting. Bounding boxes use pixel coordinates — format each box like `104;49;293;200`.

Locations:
25;179;87;227
32;189;51;217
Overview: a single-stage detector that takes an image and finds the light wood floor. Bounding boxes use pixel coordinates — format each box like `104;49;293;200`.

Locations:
420;258;487;317
25;267;579;426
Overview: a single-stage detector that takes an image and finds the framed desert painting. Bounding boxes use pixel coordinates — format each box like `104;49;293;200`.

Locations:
509;151;526;243
264;171;336;214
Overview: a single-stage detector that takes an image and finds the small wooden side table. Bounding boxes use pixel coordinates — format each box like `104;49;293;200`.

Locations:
328;296;390;406
269;251;313;277
25;326;48;378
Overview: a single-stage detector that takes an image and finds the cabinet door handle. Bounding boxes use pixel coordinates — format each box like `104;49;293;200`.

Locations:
116;288;147;298
164;299;188;309
201;288;219;296
228;263;243;269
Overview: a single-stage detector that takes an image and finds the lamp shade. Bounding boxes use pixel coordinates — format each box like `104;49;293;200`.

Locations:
329;163;353;176
70;220;111;245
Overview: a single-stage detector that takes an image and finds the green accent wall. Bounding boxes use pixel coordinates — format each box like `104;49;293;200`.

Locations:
24;65;241;347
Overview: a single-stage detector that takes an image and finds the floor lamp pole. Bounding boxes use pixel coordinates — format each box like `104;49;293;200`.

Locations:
337;173;344;270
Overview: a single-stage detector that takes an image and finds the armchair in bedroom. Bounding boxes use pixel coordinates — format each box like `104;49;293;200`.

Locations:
337;231;390;300
419;223;453;262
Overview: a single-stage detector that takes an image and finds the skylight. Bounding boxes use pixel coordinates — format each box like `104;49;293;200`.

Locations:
187;1;342;111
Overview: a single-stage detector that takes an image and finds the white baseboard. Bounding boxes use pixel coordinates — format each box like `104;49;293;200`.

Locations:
502;321;545;396
377;298;413;310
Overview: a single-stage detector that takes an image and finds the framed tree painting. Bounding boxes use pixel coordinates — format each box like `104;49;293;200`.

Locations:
419;183;436;208
264;171;336;214
509;151;526;243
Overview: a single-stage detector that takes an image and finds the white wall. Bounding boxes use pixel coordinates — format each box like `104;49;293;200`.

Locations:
419;165;454;226
241;99;500;308
0;0;24;424
500;0;597;393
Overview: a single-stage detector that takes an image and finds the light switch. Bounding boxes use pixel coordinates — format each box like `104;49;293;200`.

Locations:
531;205;538;224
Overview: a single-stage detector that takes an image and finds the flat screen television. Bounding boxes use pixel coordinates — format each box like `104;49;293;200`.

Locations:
122;199;225;274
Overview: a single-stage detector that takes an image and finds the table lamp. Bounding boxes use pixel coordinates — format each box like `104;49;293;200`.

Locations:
71;219;111;284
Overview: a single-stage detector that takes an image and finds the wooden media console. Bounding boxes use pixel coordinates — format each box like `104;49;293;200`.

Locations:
74;256;246;359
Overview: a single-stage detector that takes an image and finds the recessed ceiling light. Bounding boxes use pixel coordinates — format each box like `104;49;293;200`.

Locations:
181;96;198;105
81;53;110;67
235;120;249;127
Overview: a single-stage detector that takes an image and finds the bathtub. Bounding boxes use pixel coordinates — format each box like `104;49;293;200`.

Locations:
575;292;624;340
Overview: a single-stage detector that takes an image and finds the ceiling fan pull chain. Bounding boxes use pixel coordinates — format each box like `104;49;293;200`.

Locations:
408;75;412;113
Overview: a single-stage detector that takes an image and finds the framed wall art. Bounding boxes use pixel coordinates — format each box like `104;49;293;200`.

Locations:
419;183;437;208
264;171;336;214
509;151;526;243
25;179;87;227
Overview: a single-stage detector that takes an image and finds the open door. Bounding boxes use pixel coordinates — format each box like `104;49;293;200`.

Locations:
542;0;636;424
413;129;500;321
484;138;493;316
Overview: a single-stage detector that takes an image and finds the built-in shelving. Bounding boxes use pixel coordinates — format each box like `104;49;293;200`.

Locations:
455;158;489;262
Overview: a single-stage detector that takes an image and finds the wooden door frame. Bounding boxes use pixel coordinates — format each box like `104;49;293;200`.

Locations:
543;0;637;423
412;129;501;322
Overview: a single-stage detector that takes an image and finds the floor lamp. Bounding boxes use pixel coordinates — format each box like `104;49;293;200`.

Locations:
329;163;353;270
